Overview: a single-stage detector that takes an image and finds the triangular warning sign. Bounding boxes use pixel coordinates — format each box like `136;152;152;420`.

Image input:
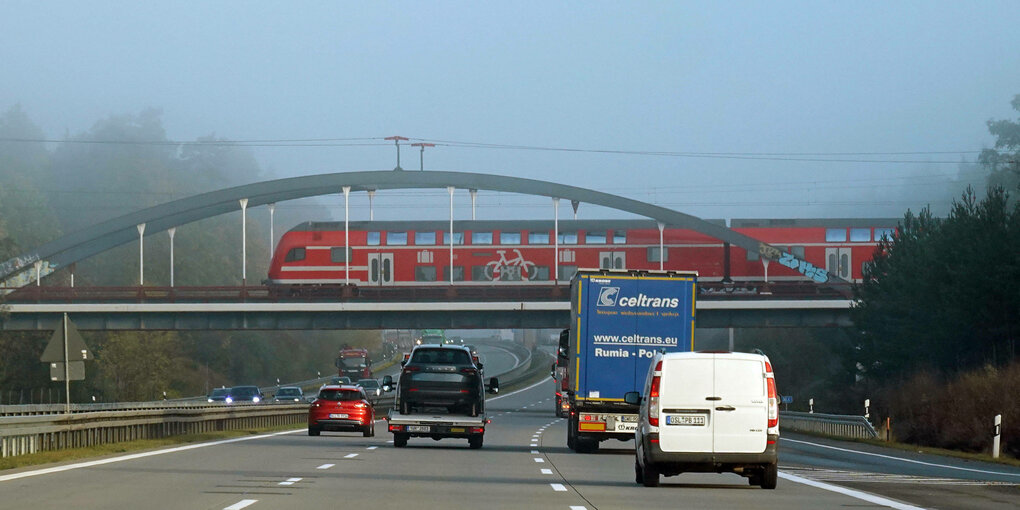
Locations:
41;316;93;362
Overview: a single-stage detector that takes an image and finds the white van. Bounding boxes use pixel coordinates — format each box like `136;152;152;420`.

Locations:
624;351;779;488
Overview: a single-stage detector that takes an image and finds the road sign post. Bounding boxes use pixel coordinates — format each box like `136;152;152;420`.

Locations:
40;313;93;414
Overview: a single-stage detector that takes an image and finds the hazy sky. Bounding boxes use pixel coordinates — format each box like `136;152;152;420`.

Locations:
3;1;1019;222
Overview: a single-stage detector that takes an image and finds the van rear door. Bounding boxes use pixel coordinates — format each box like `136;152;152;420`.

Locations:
712;356;768;453
656;355;714;453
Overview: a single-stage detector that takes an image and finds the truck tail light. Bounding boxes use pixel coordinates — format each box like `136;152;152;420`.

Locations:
649;360;662;427
470;427;485;434
766;376;778;429
389;424;403;432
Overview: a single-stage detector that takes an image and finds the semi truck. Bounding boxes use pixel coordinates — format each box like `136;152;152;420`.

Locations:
335;348;372;380
562;269;697;453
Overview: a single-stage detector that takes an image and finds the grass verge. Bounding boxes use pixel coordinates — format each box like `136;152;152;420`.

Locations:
0;422;304;472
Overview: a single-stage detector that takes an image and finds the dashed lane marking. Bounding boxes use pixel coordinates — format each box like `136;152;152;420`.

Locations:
316;464;335;470
534;458;545;463
366;446;378;450
344;453;358;459
541;469;553;475
531;450;539;454
569;506;587;510
550;483;568;492
278;477;302;486
223;500;258;510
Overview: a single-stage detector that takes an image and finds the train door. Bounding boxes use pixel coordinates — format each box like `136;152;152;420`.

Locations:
825;248;851;280
367;253;394;285
598;251;626;269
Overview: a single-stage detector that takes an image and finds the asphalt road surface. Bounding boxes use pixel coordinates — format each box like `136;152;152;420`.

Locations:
2;379;1017;509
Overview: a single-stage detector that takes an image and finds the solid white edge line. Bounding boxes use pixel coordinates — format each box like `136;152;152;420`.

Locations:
223;500;259;510
782;437;1020;477
0;429;302;482
779;472;925;510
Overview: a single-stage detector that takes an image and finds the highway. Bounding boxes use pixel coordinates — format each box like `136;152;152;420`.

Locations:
3;374;1018;510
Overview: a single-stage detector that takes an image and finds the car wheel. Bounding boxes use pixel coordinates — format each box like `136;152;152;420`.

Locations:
363;421;375;437
308;426;320;436
567;414;578;451
468;435;483;449
760;462;778;489
641;459;660;487
634;459;643;484
393;433;408;448
576;437;598;453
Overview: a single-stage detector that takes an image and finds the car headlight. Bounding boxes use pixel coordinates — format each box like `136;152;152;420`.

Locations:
207;398;213;402
225;397;233;403
252;396;261;403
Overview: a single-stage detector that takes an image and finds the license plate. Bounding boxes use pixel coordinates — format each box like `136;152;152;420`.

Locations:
666;414;706;426
329;413;348;419
407;425;430;432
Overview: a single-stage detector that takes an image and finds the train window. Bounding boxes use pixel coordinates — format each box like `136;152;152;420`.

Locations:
367;232;381;246
530;266;550;281
647;247;669;262
790;246;805;259
499;266;523;281
471;266;491;281
441;265;465;281
415;266;438;282
499;232;521;244
557;265;577;281
472;232;493;245
330;247;349;263
557;232;578;245
528;231;550;244
415;232;436;245
612;231;626;244
850;228;871;242
587;231;606;244
284;247;306;262
443;232;464;245
746;248;760;261
875;228;895;241
387;232;408;245
825;228;847;242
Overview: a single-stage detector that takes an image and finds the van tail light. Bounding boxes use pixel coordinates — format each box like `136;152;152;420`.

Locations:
766;376;778;429
648;360;662;427
460;367;477;375
403;366;420;374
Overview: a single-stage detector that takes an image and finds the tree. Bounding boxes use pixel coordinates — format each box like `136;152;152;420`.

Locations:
980;94;1020;194
852;186;1020;380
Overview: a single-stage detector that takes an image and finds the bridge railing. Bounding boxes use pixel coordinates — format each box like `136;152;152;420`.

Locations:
779;410;878;439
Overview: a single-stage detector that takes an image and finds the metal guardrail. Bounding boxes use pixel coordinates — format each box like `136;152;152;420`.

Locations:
1;403;306;458
780;410;879;439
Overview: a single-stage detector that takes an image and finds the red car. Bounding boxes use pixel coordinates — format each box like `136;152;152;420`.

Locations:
308;385;375;437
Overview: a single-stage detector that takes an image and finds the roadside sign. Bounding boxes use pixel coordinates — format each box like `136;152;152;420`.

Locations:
780;395;794;404
49;361;85;381
41;316;92;362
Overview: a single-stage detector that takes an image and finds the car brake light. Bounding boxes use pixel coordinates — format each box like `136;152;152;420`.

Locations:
649;360;662;427
403;366;420;373
767;376;778;428
388;424;403;432
460;367;477;374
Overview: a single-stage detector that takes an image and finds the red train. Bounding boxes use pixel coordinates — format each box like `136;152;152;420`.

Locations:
266;218;898;286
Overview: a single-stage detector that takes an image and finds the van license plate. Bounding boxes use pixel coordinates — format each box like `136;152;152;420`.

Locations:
407;425;430;432
666;414;706;426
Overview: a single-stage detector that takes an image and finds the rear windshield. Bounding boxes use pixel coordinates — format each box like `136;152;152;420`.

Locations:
410;349;471;365
209;388;228;397
277;388;301;396
231;387;259;397
318;389;363;401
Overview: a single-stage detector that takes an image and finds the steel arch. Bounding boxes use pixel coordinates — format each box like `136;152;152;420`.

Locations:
0;170;836;284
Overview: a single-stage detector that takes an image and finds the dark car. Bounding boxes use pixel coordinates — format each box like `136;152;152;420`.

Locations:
356;378;382;399
207;387;229;403
323;376;352;388
272;386;304;403
226;385;264;404
392;344;497;416
308;385;375;437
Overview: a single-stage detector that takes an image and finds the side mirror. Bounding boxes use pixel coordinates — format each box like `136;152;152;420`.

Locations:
623;391;642;405
381;375;393;392
550;363;557;378
477;362;484;371
486;377;500;394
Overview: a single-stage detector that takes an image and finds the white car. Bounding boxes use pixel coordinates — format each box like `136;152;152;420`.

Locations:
626;351;779;488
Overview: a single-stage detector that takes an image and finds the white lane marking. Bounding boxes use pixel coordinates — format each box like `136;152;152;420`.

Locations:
570;506;588;510
531;450;539;454
779;472;925;510
534;458;545;463
386;440;394;443
488;377;551;401
366;446;378;450
782;438;1020;478
224;500;258;510
531;443;538;447
541;468;553;475
278;477;302;486
317;464;335;470
550;483;568;492
344;453;358;458
0;429;302;483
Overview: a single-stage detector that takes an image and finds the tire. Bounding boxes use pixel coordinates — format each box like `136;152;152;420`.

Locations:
363;421;375;437
641;459;660;487
634;459;643;484
393;433;408;448
567;415;578;451
760;462;778;490
468;435;483;449
576;437;598;454
307;426;320;437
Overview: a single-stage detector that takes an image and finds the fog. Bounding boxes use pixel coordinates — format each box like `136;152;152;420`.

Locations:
3;2;1018;223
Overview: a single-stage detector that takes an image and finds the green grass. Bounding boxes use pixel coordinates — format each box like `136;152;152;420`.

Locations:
787;429;1020;468
0;422;304;472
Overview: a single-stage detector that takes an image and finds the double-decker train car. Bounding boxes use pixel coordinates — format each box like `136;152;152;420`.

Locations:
266;218;898;286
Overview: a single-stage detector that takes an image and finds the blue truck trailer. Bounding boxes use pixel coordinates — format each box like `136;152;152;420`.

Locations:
563;269;697;453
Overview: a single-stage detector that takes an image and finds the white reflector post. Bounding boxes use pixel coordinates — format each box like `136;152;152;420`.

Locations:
993;414;1002;458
